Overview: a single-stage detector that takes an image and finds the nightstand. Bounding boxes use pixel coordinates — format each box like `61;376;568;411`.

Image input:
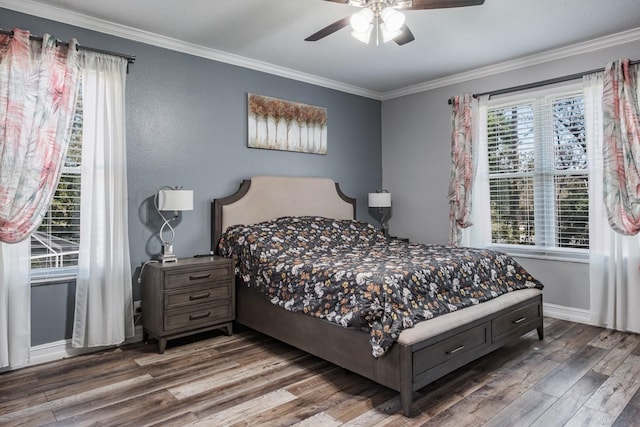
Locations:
141;256;235;353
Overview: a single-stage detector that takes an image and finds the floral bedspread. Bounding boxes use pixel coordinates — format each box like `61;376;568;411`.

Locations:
218;216;543;357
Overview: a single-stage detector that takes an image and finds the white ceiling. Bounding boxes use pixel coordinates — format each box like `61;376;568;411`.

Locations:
2;0;640;99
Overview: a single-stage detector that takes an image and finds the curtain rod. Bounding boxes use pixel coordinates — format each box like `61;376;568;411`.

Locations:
447;59;640;105
0;29;136;64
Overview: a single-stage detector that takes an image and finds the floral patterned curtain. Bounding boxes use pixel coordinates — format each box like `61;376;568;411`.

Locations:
0;28;81;243
448;94;475;246
602;59;640;236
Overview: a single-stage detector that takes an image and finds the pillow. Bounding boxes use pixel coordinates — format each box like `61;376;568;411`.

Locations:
219;216;385;261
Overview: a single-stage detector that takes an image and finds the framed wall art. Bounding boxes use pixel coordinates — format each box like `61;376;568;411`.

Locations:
247;93;327;154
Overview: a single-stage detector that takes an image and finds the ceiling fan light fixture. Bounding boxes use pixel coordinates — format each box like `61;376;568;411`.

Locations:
380;7;405;32
350;8;374;33
306;0;484;46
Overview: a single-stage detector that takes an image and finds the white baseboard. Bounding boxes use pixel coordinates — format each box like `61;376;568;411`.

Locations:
543;302;592;325
28;325;143;367
23;306;595;368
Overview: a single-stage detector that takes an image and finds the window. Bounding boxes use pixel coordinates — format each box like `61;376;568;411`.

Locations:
485;88;588;255
30;85;83;283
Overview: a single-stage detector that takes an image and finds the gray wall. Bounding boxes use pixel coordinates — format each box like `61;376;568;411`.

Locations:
0;8;382;345
381;38;640;311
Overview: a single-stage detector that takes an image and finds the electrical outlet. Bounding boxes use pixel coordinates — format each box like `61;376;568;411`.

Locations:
133;300;142;313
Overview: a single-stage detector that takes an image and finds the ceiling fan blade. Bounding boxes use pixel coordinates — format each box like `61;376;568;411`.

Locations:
394;25;415;46
321;0;350;3
305;16;351;41
409;0;484;9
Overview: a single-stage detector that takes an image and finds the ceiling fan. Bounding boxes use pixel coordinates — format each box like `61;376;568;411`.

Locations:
305;0;485;46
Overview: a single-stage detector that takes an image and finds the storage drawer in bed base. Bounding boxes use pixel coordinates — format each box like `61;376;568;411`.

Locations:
492;301;542;342
412;322;489;384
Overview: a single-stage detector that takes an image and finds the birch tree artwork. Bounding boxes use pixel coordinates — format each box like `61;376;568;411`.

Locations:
248;93;327;154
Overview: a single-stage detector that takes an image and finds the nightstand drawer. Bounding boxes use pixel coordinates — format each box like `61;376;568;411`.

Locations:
164;282;232;310
164;264;233;289
164;302;232;332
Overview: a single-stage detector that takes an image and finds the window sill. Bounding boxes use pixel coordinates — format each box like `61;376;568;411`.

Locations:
31;267;78;286
490;245;589;264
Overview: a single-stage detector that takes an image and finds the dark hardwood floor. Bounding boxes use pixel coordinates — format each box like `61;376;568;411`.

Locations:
1;317;640;426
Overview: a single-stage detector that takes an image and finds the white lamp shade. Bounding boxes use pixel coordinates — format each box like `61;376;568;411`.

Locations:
368;192;391;208
158;189;193;211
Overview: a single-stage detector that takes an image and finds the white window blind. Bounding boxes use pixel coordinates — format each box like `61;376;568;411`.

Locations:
31;85;83;282
486;90;588;251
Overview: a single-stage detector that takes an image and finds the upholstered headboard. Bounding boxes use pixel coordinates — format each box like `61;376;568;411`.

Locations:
211;176;356;252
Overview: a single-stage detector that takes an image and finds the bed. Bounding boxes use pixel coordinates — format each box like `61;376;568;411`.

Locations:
211;176;544;417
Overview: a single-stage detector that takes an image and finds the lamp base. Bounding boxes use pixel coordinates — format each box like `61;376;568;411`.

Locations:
160;254;178;263
379;220;389;238
160;243;178;263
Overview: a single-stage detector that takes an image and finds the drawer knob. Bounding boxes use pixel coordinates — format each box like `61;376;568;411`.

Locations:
189;292;211;301
189;273;212;280
447;345;465;355
513;317;527;324
189;312;211;320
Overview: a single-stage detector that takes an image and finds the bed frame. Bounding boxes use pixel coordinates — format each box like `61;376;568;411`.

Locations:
211;176;543;417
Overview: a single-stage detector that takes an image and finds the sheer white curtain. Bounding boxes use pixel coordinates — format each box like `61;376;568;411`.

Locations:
0;240;30;368
584;72;640;333
461;96;491;248
72;52;134;347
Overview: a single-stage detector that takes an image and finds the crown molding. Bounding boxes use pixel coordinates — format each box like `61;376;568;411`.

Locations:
0;0;384;100
2;0;638;102
381;27;640;100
